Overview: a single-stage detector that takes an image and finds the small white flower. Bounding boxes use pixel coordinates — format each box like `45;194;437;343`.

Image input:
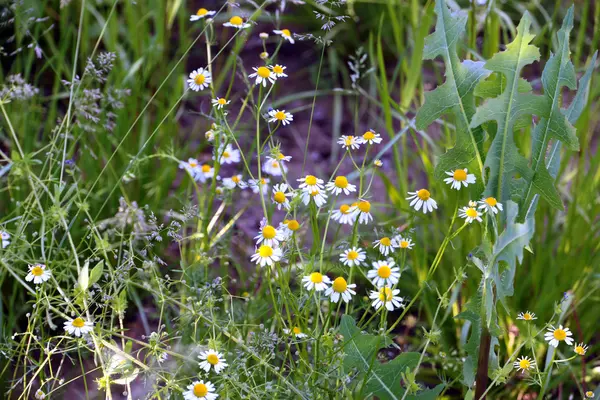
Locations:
544;325;574;348
259;32;269;40
359;130;382;145
25;263;51;284
459;204;483;224
513;356;535;373
283;327;307;338
326;176;357;196
355;200;373;224
373;237;396;256
214;144;240;165
250;245;283;267
478;197;503;214
339;247;366;267
268;109;293;125
273;29;295;44
187;67;212;91
272;183;293;211
279;219;300;237
406;189;438;214
324;277;356;303
211;97;230;109
64;317;94;337
196;164;214;183
249;178;270;195
1;230;10;248
270;64;288;78
516;311;537;321
297;175;324;193
34;389;46;399
302;272;331;291
301;188;327;208
443;168;476;190
574;343;589;356
184;380;218;400
374;159;383;168
254;221;285;247
338;135;360;150
392;236;414;250
270;152;291;163
263;158;288;176
369;287;403;311
367;259;400;288
223;15;250;29
249;66;276;87
190;8;216;21
331;204;358;225
222;174;247;189
198;349;228;374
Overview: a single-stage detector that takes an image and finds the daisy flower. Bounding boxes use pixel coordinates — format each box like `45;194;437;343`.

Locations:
338;135;360;150
215;144;240;165
268;109;293;125
301;188;328;208
249;177;270;195
513;356;535;373
324;277;356;303
283;326;307;338
222;174;247;189
223;15;250;29
270;64;288;78
211;98;230;109
273;29;295;44
1;230;10;248
326;176;357;196
373;237;396;256
179;158;201;178
586;391;594;398
516;311;537;321
184;381;218;400
374;159;383;167
190;8;216;21
197;164;214;183
279;219;300;238
459;204;483;224
478;197;503;214
393;236;414;250
339;247;366;267
64;317;94;337
302;272;331;291
187;68;211;91
406;189;438;214
250;244;282;267
444;168;476;190
272;183;293;210
263;159;288;177
368;259;400;288
249;66;276;87
198;350;228;374
544;325;574;348
369;287;403;311
331;204;358;225
25;263;51;284
34;389;46;399
574;343;589;356
297;175;324;193
360;130;382;145
254;222;285;247
356;200;373;224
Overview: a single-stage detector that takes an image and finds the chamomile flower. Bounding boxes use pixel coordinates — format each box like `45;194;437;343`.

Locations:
273;29;295;44
301;188;328;208
444;168;476;190
516;311;537;321
369;287;403;311
64;317;94;337
374;159;383;168
1;230;10;248
34;389;46;399
263;159;288;177
459;204;483;224
272;183;293;211
197;164;214;183
25;263;51;284
279;219;300;237
184;381;218;400
250;245;282;267
249;178;270;195
360;130;382;145
513;356;535;373
368;260;400;287
340;247;366;267
331;204;358;225
338;135;360;150
297;175;324;193
326;176;357;196
215;144;240;165
478;197;503;214
222;174;247;189
254;222;285;247
249;66;276;87
574;343;589;356
190;8;216;21
302;272;331;291
268;109;293;125
270;64;288;78
324;277;356;303
586;391;594;398
373;237;396;256
211;98;230;109
393;236;414;250
187;68;212;91
356;200;373;224
283;327;307;338
179;158;200;178
406;189;438;214
544;325;574;348
272;152;292;163
198;350;228;374
223;15;250;29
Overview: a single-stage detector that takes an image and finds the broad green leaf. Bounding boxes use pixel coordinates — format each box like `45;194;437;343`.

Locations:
416;0;490;184
89;261;104;287
470;12;546;204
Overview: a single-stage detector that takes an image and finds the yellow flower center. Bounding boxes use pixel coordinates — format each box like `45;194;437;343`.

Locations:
217;98;227;105
286;219;300;231
310;272;323;283
262;225;277;239
553;329;567;341
229;16;243;26
271;161;280;168
466;208;478;218
332;277;348;293
197;8;208;16
345;136;355;146
340;204;351;214
522;312;533;320
189;161;198;167
305;175;317;186
206;353;219;365
222;151;230;158
575;346;586;355
278;153;286;160
379;287;393;302
232;175;240;183
31;266;44;276
275;111;286;120
260;178;267;185
400;240;410;249
72;318;85;328
257;66;271;78
194;74;206;85
274;192;286;204
377;265;391;278
379;237;391;246
201;164;211;173
258;245;273;258
485;197;498;206
292;327;302;335
272;65;284;74
358;201;371;213
310;190;319;197
453;169;467;181
346;250;359;260
193;383;208;397
281;29;291;37
363;131;375;140
334;176;348;188
519;359;531;370
417;189;430;200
